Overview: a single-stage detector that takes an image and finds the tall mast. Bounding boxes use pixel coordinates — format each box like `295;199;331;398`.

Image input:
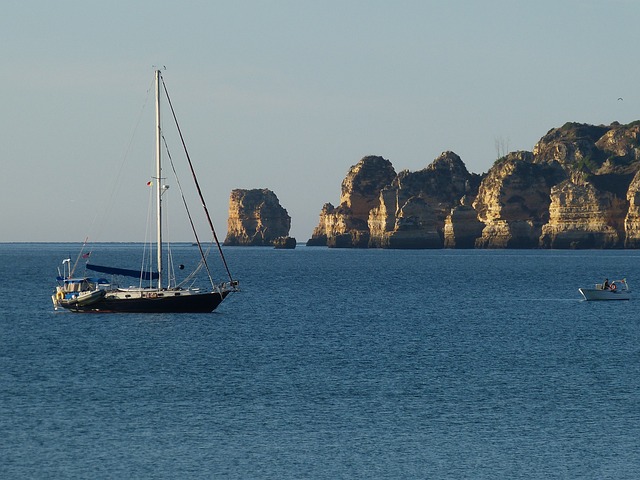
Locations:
155;69;163;289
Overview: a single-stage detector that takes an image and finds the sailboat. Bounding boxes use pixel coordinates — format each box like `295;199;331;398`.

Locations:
52;70;238;313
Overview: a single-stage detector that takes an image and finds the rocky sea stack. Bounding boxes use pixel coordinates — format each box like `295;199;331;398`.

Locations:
224;189;291;246
273;236;297;249
307;121;640;248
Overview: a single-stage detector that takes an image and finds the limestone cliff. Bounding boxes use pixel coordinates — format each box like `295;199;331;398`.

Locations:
595;123;640;166
307;156;396;247
625;169;640;247
444;201;485;249
224;189;291;246
474;122;640;249
534;122;640;248
473;151;566;248
307;120;640;249
540;173;624;248
532;123;610;168
368;151;481;248
533;122;640;173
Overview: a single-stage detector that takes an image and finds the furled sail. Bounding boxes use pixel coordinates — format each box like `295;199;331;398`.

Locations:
86;263;159;280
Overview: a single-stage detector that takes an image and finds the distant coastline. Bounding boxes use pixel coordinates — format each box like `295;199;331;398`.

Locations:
303;121;640;249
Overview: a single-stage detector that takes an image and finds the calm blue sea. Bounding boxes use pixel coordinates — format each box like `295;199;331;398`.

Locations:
1;243;640;479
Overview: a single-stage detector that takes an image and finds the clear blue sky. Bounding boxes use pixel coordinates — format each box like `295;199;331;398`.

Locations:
2;0;638;242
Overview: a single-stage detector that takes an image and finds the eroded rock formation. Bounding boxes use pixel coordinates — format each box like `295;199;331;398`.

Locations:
368;152;481;248
625;169;640;247
540;173;624;248
535;122;639;248
224;189;291;246
273;236;297;249
444;203;484;248
307;156;396;247
473;151;566;248
307;121;640;248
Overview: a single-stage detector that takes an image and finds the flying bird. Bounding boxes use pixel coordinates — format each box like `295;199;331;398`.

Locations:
618;97;624;101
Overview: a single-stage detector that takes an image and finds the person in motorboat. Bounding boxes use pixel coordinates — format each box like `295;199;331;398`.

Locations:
580;278;629;301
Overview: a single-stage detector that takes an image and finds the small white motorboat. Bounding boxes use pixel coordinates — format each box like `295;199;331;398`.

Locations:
579;279;631;301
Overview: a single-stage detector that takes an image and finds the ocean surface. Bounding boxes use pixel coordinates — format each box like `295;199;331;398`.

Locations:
1;243;640;479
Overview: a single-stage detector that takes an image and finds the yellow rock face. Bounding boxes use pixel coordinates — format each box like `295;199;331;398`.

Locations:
224;189;291;246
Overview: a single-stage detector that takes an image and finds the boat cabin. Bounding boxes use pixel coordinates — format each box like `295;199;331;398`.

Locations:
59;277;109;294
